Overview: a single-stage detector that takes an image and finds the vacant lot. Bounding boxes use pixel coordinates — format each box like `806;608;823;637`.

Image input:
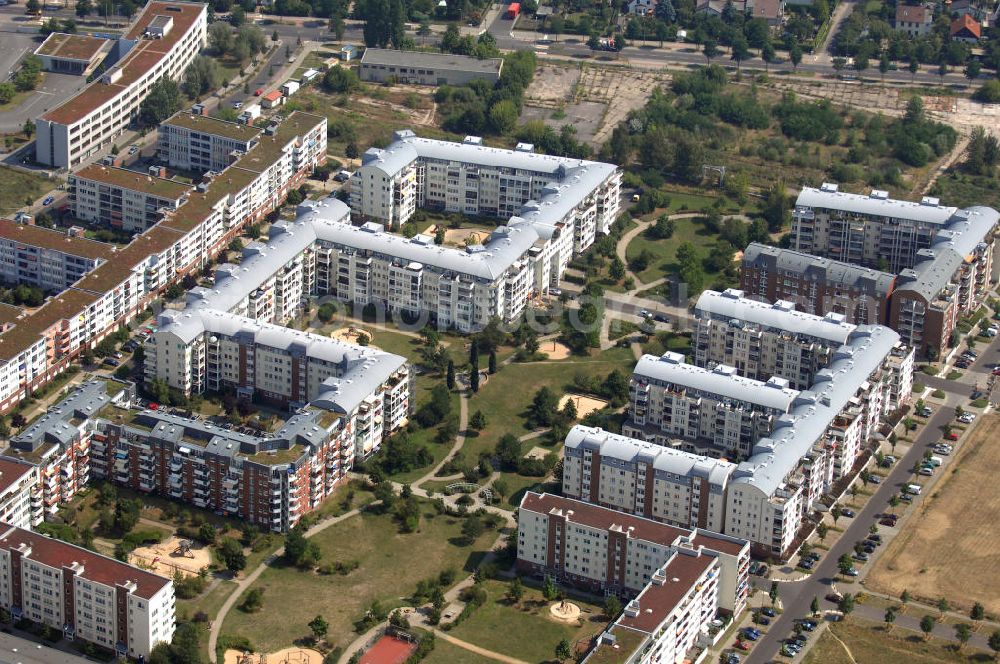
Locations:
867;414;1000;614
220;504;491;652
0;166;52;216
803;618;989;664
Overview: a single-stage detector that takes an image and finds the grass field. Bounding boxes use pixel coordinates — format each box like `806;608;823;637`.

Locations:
867;414;1000;615
461;346;636;461
422;639;496;664
220;503;493;653
803;618;990;664
447;580;606;663
0;166;52;216
624;216;713;284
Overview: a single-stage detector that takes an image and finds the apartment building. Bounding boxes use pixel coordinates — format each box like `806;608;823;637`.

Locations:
69;165;191;232
791;184;959;272
740;242;896;325
0;460;41;531
351;131;621;251
624;351;801;457
158;112;263;173
359;49;503;86
516;492;749;615
693;288;858;389
580;551;720;664
0;113;327;417
0;219;115;292
35;1;208;168
4;382;135;520
0;524;174;658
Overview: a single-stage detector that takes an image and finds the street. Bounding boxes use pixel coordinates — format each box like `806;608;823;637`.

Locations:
745;329;1000;663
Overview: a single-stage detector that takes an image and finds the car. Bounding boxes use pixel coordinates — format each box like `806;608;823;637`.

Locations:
806;552;821;562
743;627;761;638
103;358;119;367
962;349;977;358
853;552;869;562
148;402;159;411
735;640;750;651
900;493;913;503
254;88;263;95
918;407;932;417
754;615;771;626
42;196;54;206
762;607;776;617
128;145;138;154
798;622;816;631
959;413;975;424
919;467;934;476
867;534;882;543
863;544;877;554
113;352;123;359
841;508;856;518
845;567;860;577
233;101;244;109
945;432;959;441
993;368;1000;376
955;360;970;369
799;560;814;570
880;517;897;526
869;475;882;484
639;309;650;318
986;328;997;337
726;655;741;664
934;446;952;456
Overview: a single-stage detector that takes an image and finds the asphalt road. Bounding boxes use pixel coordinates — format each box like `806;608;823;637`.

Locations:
745;331;1000;664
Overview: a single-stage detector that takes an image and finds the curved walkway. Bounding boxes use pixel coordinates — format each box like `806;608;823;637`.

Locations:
433;630;531;664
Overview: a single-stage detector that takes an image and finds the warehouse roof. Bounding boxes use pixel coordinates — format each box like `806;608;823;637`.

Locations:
695;288;856;345
360;48;503;74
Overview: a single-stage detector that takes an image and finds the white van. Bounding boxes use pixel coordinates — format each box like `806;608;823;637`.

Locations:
905;484;922;495
928;456;943;467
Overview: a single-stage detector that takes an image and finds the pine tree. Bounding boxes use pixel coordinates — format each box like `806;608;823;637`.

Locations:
488;349;497;374
446;359;456;390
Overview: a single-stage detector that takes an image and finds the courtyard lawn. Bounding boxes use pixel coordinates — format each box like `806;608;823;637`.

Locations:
220;503;492;653
662;190;740;215
448;579;606;663
421;640;496;664
625;216;713;284
496;474;559;511
461;346;636;461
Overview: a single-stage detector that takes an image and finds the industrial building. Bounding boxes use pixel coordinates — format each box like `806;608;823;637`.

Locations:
359;48;502;86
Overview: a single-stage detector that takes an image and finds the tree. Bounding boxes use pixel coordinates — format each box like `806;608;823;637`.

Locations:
965;59;982;82
769;581;779;606
446;359;456;390
920;614;936;641
838;554;853;577
139;78;182;126
609;256;626;282
218;538;246;574
308;614;329;642
731;35;750;74
703;38;719;64
972;602;986;623
939;60;949;82
506;577;524;605
956;623;972;652
909;58;919;82
183;55;221;99
272;29;279;42
22;119;34;138
937;597;949;614
839;593;855;616
884;607;897;632
209;21;234;54
879;53;890;81
470;410;487;431
198;522;217;545
76;0;92;17
496;434;522;470
605;595;622;619
989;630;1000;659
461;515;484;543
25;0;41;13
901;589;910;605
810;596;820;616
488;349;497;375
488;99;518;135
555;639;572;662
761;42;777;72
543;575;558;601
762;183;791;232
469;363;479;392
889;495;900;513
790;43;802;71
324;66;360;93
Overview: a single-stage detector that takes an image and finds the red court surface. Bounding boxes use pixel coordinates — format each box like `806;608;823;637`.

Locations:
359;635;418;664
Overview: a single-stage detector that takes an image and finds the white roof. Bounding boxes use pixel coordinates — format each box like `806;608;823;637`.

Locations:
695;289;856;345
633;352;801;412
796;186;957;225
565;425;735;486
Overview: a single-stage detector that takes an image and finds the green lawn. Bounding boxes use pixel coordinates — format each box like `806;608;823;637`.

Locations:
497;475;559;511
422;640;497;664
462;347;636;461
641;331;692;358
625;216;713;283
662;190;740;214
0;166;52;216
220;503;493;652
448;579;606;663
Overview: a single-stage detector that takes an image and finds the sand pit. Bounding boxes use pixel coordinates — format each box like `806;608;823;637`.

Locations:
130;536;211;579
559;394;609;418
443;228;487;247
549;600;582;623
224;647;325;664
331;326;372;346
524;446;549;460
542;339;572;360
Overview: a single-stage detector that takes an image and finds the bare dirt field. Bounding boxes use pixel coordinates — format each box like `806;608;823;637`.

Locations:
867;413;1000;613
224;646;325;664
558;394;609;418
331;326;372;345
130;536;212;579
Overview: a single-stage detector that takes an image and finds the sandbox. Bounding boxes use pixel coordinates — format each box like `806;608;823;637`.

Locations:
129;536;211;579
331;326;373;346
558;394;609;418
549;600;582;623
542;340;572;360
224;647;325;664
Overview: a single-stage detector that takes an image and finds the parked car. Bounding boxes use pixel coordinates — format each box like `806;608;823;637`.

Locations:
726;654;741;664
841;508;856;518
959;412;975;424
880;518;897;526
254;88;263;95
869;475;882;484
918;407;932;417
735;640;750;651
945;432;960;441
853;552;869;562
762;607;776;618
799;560;814;570
955;360;970;369
113;352;123;359
867;533;882;543
42;196;54;206
754;615;771;626
806;552;821;562
827;592;844;603
900;493;913;503
233;101;243;109
844;567;860;577
919;467;934;476
103;358;119;367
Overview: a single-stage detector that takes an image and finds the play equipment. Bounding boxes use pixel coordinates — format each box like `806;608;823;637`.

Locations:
174;539;196;558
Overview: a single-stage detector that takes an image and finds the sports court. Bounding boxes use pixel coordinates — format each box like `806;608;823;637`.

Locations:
360;635;418;664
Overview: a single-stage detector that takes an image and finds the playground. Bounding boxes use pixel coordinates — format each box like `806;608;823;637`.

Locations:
224;647;325;664
541;339;572;360
557;394;609;418
331;326;373;347
129;536;211;578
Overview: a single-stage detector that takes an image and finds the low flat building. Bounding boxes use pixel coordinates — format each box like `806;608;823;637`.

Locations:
739;243;896;326
0;218;115;292
69;164;191;232
158;112;263;173
33;33;112;75
359;48;502;86
0;523;175;659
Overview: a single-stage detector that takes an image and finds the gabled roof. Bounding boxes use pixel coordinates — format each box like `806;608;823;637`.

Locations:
896;2;932;22
950;13;982;37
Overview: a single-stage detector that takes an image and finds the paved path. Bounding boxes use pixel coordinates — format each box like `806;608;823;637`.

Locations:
432;630;530;664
